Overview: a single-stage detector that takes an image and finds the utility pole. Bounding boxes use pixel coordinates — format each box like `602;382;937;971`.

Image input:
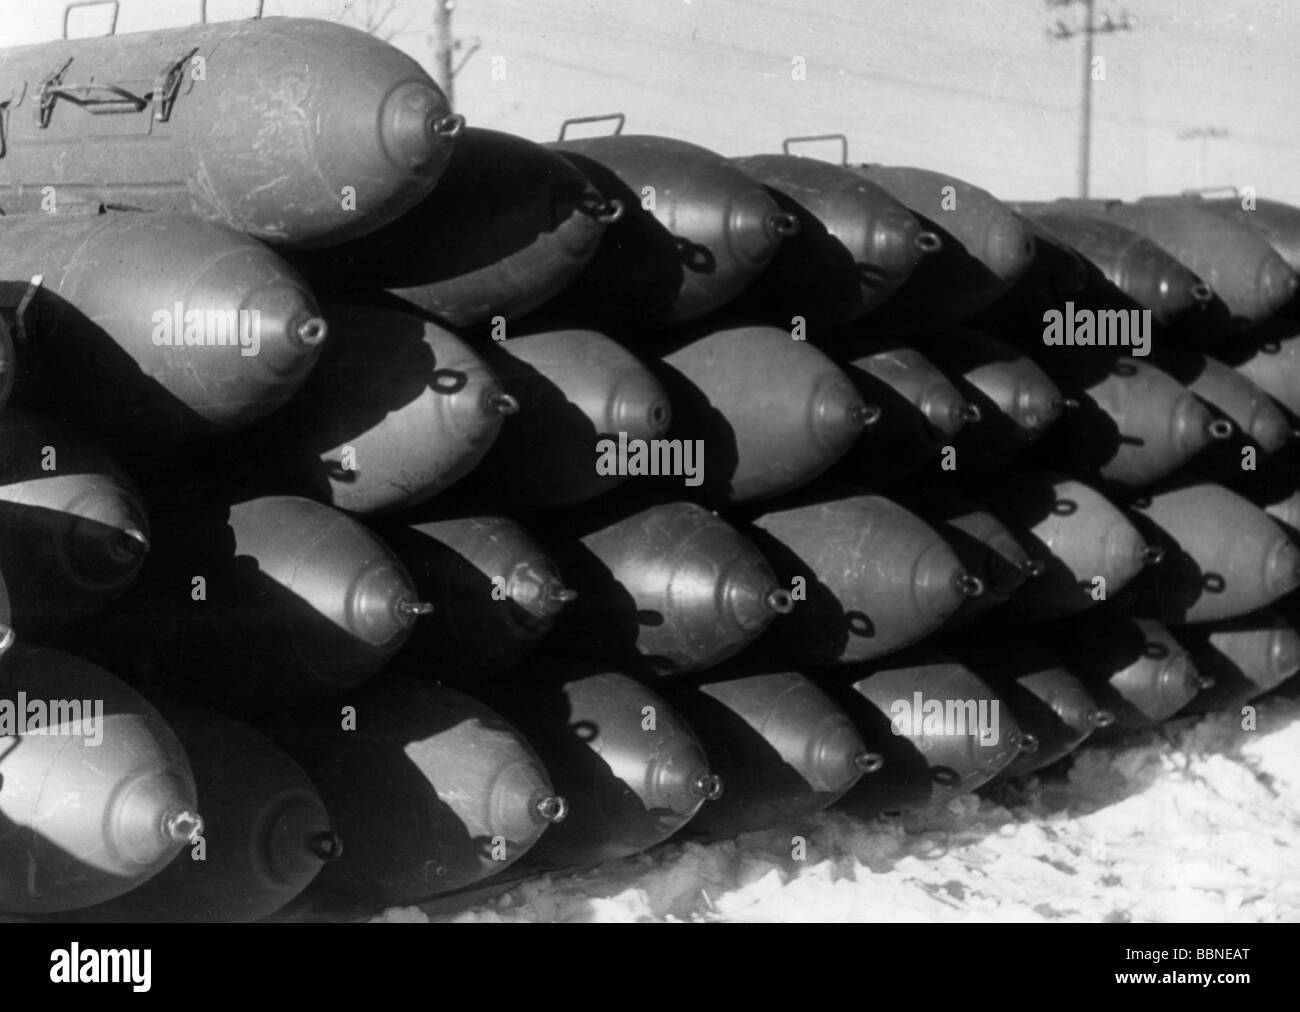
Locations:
1178;126;1230;189
433;0;456;107
1046;0;1137;198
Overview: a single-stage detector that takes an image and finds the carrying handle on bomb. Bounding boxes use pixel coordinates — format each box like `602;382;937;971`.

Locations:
62;0;119;38
558;113;626;141
782;133;849;165
200;0;265;23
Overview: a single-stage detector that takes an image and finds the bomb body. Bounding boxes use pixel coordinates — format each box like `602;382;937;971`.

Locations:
543;500;788;675
471;328;673;510
268;679;563;907
1122;483;1300;624
0;18;460;247
658;323;873;503
0;212;326;441
730;154;934;330
0;411;149;631
829;649;1027;815
547;134;796;330
480;663;719;868
751;492;977;665
382;513;574;682
670;664;879;837
0;646;200;914
54;705;338;922
850;165;1037;331
266;304;510;515
295;128;614;326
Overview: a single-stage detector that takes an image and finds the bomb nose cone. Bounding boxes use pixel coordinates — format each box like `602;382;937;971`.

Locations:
1016;383;1065;433
65;492;151;591
1158;653;1204;712
380;82;462;171
1171;392;1217;458
231;279;328;377
1263;536;1300;598
263;794;337;885
487;760;562;841
1248;401;1294;455
869;208;927;280
610;370;673;436
348;564;427;647
808;718;873;793
912;540;969;621
722;556;786;634
111;773;200;868
921;384;976;438
812;377;874;452
1257;258;1299;315
1270;626;1300;685
729;186;789;266
983;217;1037;283
649;748;720;814
506;560;575;625
1104;521;1148;586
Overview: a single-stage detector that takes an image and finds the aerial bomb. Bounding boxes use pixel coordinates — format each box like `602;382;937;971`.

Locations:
469;328;673;511
53;705;339;923
836;343;976;487
97;495;431;714
267;678;564;907
1036;354;1230;488
750;492;979;665
1176;610;1300;714
381;513;575;682
1236;324;1300;417
1022;199;1297;328
658;323;875;503
1194;195;1300;273
0;645;200;914
729;153;937;330
956;642;1111;779
849;165;1037;331
260;304;512;516
0;212;326;442
1048;617;1206;737
1152;347;1293;459
1018;210;1215;325
1121;483;1300;624
478;663;719;868
829;649;1028;815
0;18;461;247
293;128;616;326
543;500;789;675
668;664;880;837
922;329;1068;464
976;471;1159;623
892;478;1040;626
546;132;798;330
0;411;149;631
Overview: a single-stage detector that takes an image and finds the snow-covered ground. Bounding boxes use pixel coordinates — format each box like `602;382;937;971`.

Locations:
377;696;1300;924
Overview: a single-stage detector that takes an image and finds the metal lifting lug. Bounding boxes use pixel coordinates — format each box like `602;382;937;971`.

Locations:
152;48;199;123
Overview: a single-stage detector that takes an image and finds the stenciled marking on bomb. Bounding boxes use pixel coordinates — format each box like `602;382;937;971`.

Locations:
889;693;1002;746
594;432;704;487
0;693;105;745
150;304;264;357
1042;302;1152;356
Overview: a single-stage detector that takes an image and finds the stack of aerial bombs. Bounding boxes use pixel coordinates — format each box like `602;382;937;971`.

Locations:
2;13;1300;924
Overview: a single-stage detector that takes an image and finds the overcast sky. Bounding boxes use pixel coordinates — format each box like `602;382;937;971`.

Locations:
2;0;1294;204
